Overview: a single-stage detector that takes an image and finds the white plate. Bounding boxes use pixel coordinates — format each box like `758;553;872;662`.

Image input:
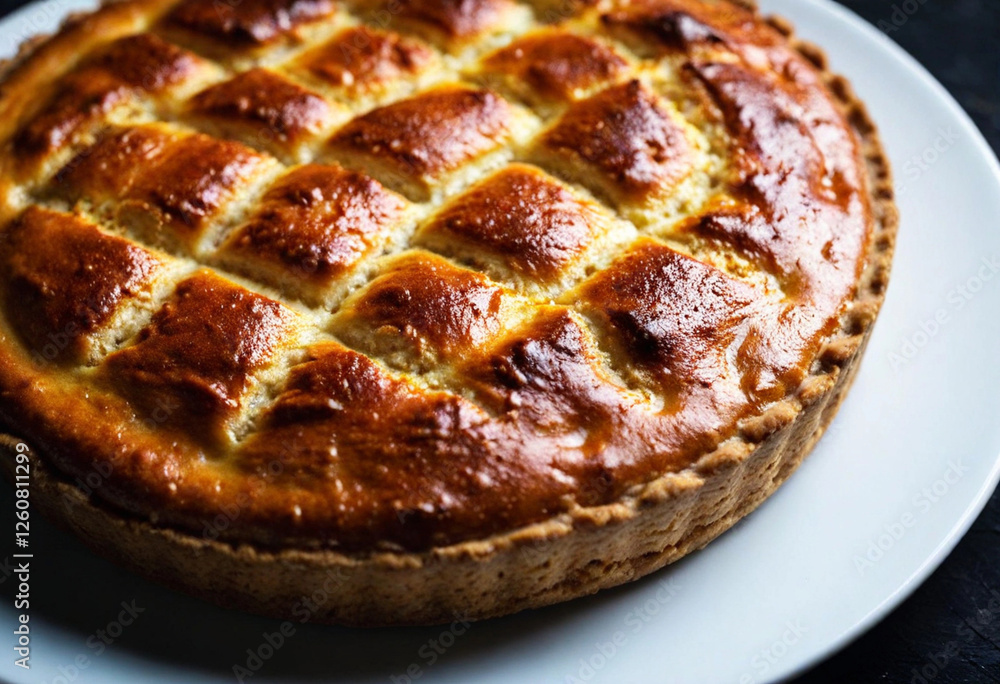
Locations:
2;0;1000;682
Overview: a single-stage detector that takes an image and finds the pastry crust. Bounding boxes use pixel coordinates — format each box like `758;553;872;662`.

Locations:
0;0;897;625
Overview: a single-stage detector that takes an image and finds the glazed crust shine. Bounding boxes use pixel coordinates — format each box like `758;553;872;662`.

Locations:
0;0;896;624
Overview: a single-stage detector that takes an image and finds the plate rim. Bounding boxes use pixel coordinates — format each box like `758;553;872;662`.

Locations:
770;0;1000;678
0;0;998;682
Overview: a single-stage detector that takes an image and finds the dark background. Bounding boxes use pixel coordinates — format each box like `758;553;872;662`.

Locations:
0;0;997;682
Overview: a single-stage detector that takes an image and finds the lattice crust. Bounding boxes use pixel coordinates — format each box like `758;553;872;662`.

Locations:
100;271;305;446
215;163;414;306
288;26;441;108
185;67;350;164
0;207;176;365
11;33;211;162
0;0;883;554
162;0;341;60
475;29;631;107
414;163;629;293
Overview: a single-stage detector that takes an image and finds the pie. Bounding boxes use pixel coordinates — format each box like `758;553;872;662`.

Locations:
0;0;897;626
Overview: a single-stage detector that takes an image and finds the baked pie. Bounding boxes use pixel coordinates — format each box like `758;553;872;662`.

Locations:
0;0;897;625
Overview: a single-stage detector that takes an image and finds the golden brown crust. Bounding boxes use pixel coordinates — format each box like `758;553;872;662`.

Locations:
11;33;203;162
186;68;340;161
537;80;694;205
576;239;760;402
327;84;515;199
332;251;512;366
0;0;898;626
56;126;277;252
480;29;629;103
100;272;300;443
292;26;437;98
372;0;520;50
601;0;781;61
163;0;337;49
398;0;514;38
54;125;180;204
415;164;610;283
0;207;166;364
0;1;185;200
217;163;410;303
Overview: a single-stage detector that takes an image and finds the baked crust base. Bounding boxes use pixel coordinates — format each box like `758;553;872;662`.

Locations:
0;3;898;627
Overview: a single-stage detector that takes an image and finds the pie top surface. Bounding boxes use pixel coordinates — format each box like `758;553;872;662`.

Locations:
0;0;879;553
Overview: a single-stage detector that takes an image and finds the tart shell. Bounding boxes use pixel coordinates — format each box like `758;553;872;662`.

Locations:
0;1;897;626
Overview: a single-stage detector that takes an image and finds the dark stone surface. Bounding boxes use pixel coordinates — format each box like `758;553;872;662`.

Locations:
0;1;997;683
